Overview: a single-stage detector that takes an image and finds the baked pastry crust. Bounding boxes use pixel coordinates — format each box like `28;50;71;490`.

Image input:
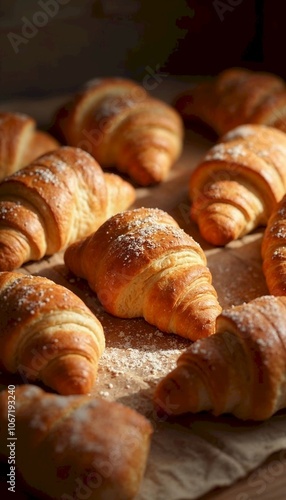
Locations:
0;146;135;271
174;67;286;136
0;271;105;394
0;385;153;499
189;124;286;245
54;77;184;185
0;112;59;180
154;295;286;420
64;207;222;340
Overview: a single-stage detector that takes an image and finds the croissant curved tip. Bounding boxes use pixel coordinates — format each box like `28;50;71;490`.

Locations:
51;376;94;396
193;207;246;246
198;223;235;247
153;375;187;416
41;356;97;395
120;147;178;186
103;172;136;214
0;242;24;272
154;362;214;416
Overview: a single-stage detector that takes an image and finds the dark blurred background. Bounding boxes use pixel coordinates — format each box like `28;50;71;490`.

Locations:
0;0;285;99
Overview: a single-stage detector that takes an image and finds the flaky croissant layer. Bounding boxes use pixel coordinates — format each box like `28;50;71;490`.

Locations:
0;112;59;181
0;271;105;394
189;124;286;245
64;207;222;341
54;77;184;185
262;193;286;295
174;67;286;136
0;146;135;271
154;295;286;420
0;385;153;500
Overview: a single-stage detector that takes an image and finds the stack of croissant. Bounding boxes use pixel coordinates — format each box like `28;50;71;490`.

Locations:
152;67;286;422
0;78;182;500
0;76;184;500
0;272;153;499
3;68;286;500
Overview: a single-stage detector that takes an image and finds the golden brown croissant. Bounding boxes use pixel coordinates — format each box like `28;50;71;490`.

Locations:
154;295;286;421
0;146;135;271
0;112;59;180
174;67;286;136
0;271;105;395
261;193;286;295
189;123;286;246
64;207;222;341
0;385;153;499
54;77;184;186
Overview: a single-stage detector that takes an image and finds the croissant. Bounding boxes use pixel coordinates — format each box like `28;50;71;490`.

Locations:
0;145;135;271
189;123;286;246
0;385;153;499
53;77;184;186
0;112;59;180
154;295;286;421
64;207;222;341
174;67;286;136
0;271;105;395
261;193;286;295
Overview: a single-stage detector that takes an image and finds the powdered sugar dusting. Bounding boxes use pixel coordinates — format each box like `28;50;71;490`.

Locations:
277;203;286;217
204;143;226;161
269;222;286;239
272;248;286;259
222;296;286;351
222;125;256;141
28;166;62;186
10;160;67;187
102;340;182;380
225;144;248;159
106;208;200;263
0;275;69;318
94;93;139;124
113;222;182;259
101;327;188;382
205;143;248;162
18;384;41;399
29;395;71;431
0;201;22;219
